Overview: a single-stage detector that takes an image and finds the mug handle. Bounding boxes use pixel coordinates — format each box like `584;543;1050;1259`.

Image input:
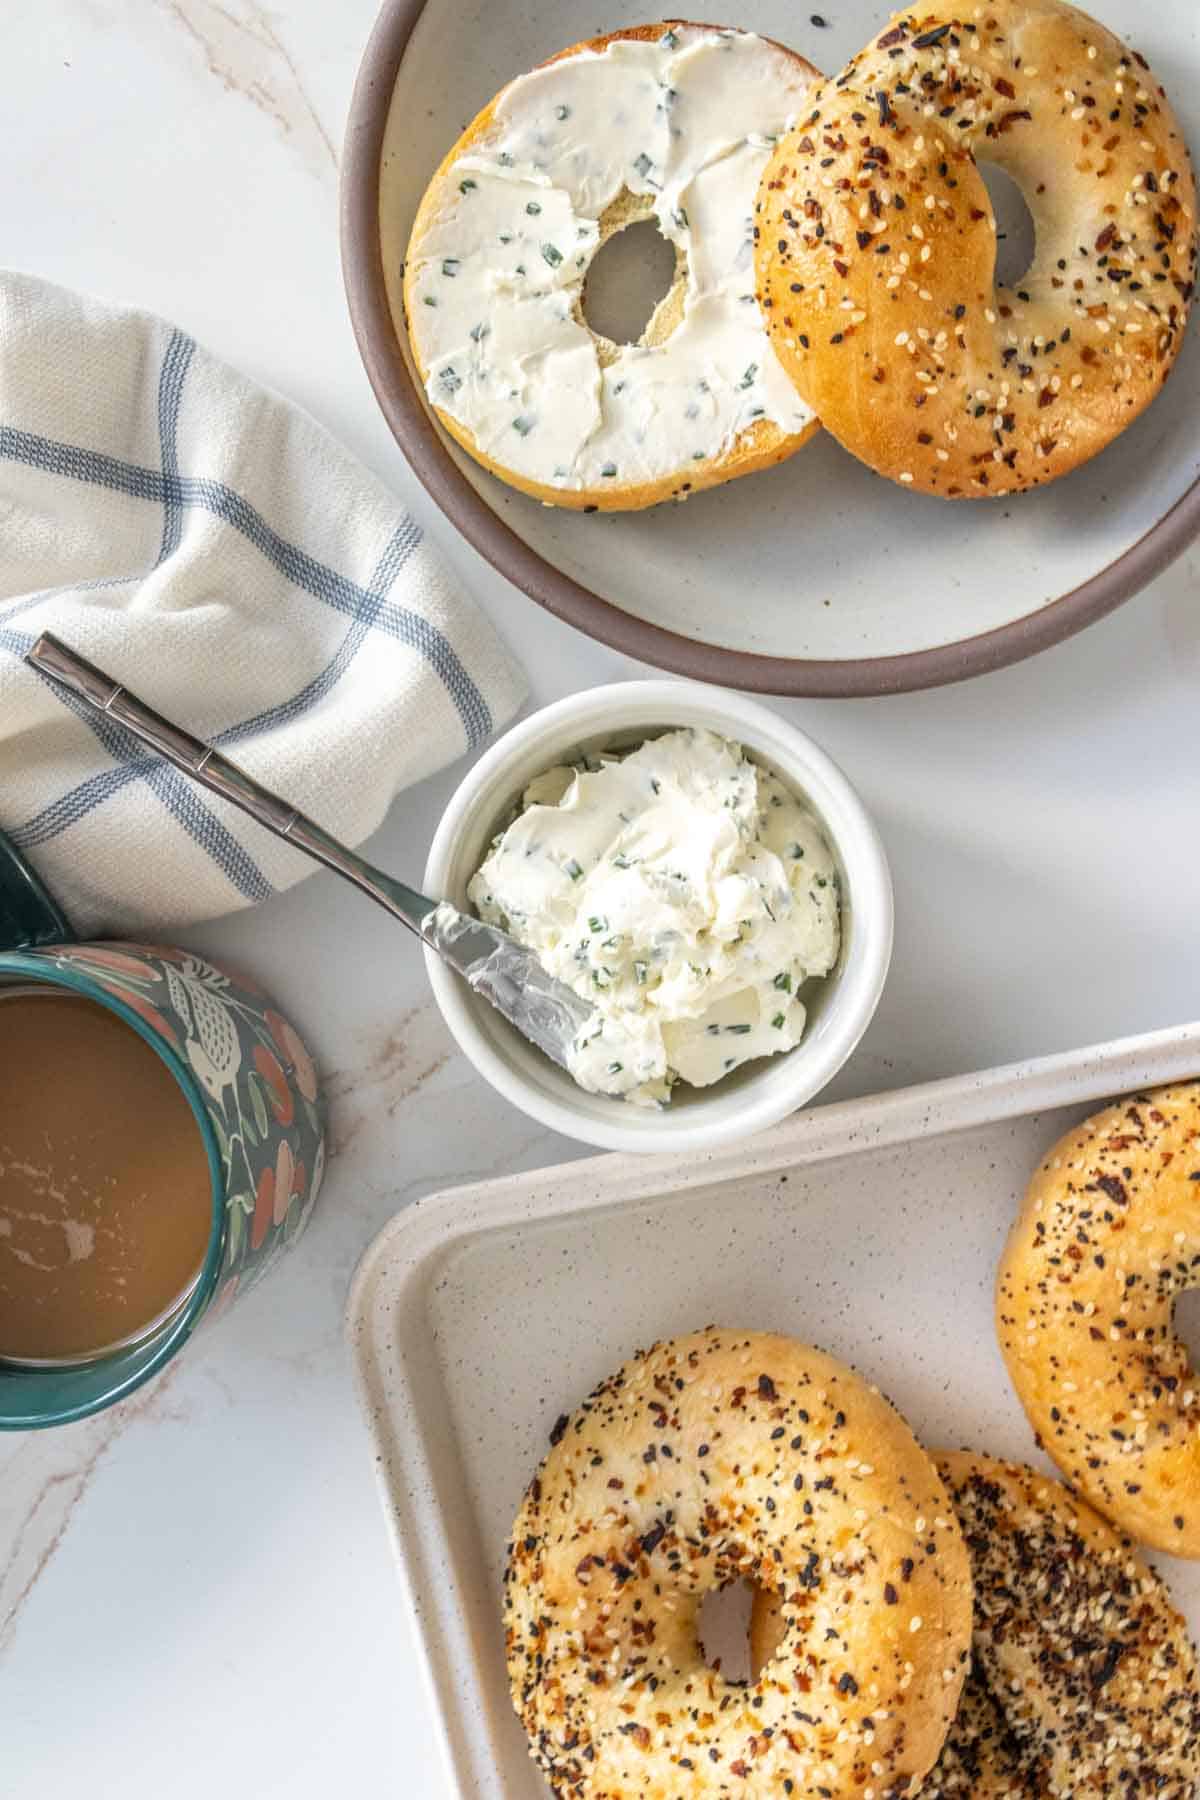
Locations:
0;831;73;950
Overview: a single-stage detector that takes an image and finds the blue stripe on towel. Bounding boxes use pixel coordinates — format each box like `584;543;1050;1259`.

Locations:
144;764;274;903
10;517;431;851
9;756;154;848
0;423;492;745
155;329;195;566
6;522;443;896
0;425;165;500
7;623;274;901
0;332;496;903
2;344;274;902
218;522;420;747
177;476;491;747
7;701;275;907
2;625;147;768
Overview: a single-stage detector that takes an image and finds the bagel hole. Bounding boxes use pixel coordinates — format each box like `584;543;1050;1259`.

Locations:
977;163;1037;289
582;216;679;348
697;1579;756;1683
1173;1288;1200;1365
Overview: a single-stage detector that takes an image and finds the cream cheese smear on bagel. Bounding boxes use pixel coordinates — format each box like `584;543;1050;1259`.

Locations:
467;729;840;1105
405;26;819;504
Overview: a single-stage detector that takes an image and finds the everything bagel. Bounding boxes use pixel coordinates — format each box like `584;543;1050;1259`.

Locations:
504;1327;973;1797
998;1081;1200;1556
752;1453;1200;1796
755;0;1197;497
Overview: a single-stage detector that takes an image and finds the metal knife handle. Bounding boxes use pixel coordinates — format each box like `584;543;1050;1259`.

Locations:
26;632;437;939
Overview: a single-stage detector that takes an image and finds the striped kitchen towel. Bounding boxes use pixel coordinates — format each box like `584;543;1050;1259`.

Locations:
0;270;525;937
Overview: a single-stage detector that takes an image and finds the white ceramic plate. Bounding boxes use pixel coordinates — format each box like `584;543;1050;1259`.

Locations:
345;0;1200;693
348;1020;1200;1798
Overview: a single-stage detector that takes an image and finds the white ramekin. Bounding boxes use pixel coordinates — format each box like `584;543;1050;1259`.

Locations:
424;681;893;1154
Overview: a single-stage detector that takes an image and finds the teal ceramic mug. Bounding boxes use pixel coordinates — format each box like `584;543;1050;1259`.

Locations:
0;833;326;1428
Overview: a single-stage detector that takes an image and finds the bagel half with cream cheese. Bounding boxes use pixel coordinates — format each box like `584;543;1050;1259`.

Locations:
403;23;823;511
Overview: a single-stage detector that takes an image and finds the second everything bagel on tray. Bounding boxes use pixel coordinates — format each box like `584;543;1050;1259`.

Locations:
998;1081;1200;1558
401;1;1196;510
751;1453;1200;1798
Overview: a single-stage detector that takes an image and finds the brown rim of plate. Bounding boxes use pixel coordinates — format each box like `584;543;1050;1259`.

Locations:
341;1;1200;700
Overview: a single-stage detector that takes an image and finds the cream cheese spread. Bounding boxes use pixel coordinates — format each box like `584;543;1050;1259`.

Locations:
467;728;840;1106
406;27;818;495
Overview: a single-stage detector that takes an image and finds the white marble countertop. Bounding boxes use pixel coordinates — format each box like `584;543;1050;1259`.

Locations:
2;4;1198;1796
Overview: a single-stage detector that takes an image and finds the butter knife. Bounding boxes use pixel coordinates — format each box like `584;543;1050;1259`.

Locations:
25;633;595;1074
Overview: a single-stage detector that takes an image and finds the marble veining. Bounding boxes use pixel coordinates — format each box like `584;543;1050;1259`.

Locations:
158;0;337;173
1;1359;184;1651
325;1001;455;1156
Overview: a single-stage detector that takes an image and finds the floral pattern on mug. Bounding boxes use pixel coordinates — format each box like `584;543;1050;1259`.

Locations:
33;943;327;1305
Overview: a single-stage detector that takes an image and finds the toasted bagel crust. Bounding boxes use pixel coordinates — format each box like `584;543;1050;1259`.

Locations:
403;24;823;511
755;0;1197;498
753;1453;1200;1796
504;1328;972;1797
998;1081;1200;1556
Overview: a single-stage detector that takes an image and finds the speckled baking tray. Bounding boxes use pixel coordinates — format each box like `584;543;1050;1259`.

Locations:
348;1023;1200;1799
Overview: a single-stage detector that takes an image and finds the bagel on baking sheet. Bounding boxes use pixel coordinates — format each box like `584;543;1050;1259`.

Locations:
751;1453;1200;1797
504;1327;973;1798
998;1080;1200;1557
755;0;1197;498
403;24;822;511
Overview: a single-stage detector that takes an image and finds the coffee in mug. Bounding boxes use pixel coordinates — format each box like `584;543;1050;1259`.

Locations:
0;989;213;1363
0;827;326;1427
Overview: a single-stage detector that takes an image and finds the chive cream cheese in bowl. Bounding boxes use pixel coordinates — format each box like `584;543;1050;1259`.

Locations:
425;683;892;1152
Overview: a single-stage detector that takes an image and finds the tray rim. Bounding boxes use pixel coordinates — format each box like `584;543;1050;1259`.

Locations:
347;1018;1200;1798
340;0;1200;700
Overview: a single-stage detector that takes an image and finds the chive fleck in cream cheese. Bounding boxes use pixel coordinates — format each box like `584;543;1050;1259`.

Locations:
467;728;840;1105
